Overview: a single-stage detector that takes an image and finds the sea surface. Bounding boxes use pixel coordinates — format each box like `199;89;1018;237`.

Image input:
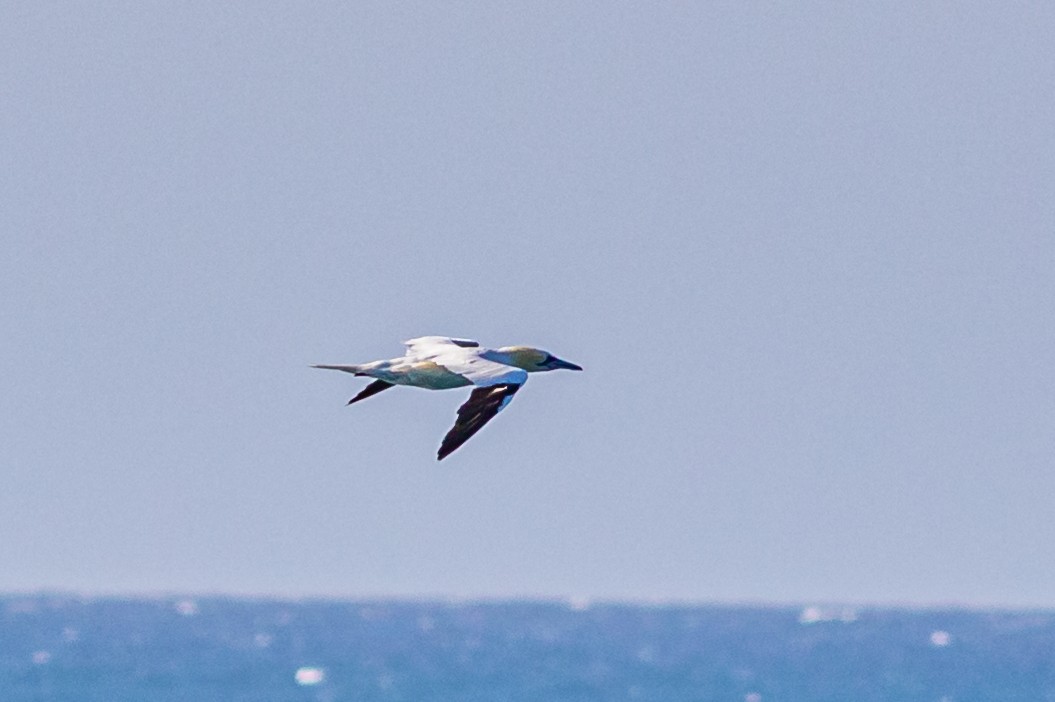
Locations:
2;595;1053;701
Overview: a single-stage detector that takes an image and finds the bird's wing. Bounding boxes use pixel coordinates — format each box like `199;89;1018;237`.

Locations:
438;383;522;460
433;354;528;387
405;338;523;386
403;336;480;353
400;338;527;458
347;379;394;405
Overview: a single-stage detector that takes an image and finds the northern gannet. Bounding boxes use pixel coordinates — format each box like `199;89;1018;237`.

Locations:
313;336;582;460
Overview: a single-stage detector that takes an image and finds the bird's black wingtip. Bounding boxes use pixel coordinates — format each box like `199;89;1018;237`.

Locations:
346;379;395;406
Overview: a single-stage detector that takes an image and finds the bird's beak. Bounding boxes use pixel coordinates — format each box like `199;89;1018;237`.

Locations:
549;357;583;371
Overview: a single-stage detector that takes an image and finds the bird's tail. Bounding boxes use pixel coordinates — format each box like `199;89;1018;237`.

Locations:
312;363;395;406
310;364;366;375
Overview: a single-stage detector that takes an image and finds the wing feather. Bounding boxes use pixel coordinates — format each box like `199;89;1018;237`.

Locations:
346;379;394;405
437;384;521;460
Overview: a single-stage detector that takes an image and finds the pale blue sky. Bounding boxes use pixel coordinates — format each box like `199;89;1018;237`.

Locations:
2;2;1053;606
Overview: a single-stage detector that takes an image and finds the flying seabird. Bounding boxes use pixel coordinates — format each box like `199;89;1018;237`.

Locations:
312;336;582;460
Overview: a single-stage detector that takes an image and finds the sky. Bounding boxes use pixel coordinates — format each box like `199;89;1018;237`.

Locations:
2;2;1053;607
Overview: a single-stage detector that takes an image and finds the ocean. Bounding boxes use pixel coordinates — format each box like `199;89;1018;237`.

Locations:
2;595;1052;701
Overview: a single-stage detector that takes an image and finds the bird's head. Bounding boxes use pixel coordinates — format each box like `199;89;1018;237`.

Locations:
494;346;583;373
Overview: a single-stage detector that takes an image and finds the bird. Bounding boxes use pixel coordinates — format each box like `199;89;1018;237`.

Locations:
312;336;582;460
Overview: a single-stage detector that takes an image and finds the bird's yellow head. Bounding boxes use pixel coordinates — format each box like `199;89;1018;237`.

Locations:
494;346;583;373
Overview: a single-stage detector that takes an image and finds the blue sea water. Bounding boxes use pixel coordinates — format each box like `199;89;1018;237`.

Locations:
2;595;1053;701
